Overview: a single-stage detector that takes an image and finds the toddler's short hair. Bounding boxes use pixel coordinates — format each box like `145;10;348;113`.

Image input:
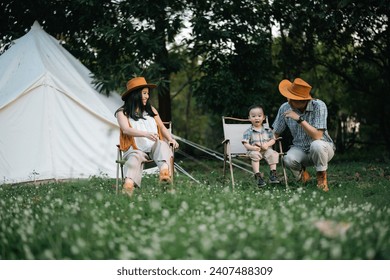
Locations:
248;104;265;114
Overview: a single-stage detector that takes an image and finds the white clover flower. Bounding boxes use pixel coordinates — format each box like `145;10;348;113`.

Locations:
60;230;68;239
226;223;234;231
43;249;55;259
70;245;80;255
330;244;342;259
247;224;256;234
42;206;50;214
180;201;189;211
219;233;228;242
179;227;187;233
216;249;227;259
23;244;34;260
118;244;136;259
200;237;212;251
303;237;314;251
162;209;170;218
366;248;376;259
149;199;161;212
72;224;81;232
239;232;248;240
95;192;103;201
198;224;207;232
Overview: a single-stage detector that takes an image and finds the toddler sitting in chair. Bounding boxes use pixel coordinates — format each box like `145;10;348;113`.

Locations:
242;105;280;187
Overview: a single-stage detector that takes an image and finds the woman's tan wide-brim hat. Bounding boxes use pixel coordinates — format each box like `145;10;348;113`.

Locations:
121;77;157;100
278;78;312;100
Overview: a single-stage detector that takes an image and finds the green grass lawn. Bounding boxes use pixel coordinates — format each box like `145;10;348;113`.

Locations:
1;158;389;260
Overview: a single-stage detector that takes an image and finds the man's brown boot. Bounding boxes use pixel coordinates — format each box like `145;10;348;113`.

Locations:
298;167;310;183
317;171;329;192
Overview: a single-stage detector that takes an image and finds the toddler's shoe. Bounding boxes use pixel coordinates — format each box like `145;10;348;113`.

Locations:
255;172;266;187
269;170;280;184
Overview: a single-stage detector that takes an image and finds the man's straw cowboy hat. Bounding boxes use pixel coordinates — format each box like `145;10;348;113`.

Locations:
278;78;313;100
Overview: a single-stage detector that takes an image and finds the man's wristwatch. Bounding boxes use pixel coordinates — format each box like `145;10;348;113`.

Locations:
296;116;304;124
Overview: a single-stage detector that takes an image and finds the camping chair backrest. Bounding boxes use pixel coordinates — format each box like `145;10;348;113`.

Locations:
222;116;271;155
222;117;250;155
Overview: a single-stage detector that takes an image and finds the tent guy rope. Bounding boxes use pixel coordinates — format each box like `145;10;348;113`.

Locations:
173;134;253;174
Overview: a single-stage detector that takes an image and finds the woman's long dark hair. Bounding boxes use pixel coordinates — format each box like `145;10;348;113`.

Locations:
115;87;156;120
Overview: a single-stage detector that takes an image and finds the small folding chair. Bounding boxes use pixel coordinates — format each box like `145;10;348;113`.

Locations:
115;122;175;194
222;116;288;189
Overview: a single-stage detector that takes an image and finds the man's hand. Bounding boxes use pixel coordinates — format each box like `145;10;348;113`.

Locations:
283;110;300;121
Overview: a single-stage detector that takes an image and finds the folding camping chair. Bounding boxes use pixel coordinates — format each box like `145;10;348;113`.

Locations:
115;122;175;194
222;116;288;189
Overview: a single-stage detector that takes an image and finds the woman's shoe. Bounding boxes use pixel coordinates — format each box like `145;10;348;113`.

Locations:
122;180;135;197
159;169;172;184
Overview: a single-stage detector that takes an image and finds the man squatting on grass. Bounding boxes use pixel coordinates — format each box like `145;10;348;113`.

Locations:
272;78;335;192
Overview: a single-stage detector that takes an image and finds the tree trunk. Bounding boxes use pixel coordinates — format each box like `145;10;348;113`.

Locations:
155;13;172;122
158;78;172;122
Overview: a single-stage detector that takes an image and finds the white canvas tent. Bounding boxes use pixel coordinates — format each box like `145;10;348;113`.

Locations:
0;21;122;184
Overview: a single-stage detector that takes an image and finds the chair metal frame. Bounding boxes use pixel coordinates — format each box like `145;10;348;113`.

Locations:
115;122;174;194
222;116;288;189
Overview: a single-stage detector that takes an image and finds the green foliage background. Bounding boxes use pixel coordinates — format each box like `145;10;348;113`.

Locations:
0;0;389;151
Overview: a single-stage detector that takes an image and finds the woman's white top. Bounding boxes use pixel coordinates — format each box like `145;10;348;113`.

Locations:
129;112;158;152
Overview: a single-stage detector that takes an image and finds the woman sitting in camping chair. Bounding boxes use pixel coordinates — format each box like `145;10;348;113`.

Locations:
115;77;179;196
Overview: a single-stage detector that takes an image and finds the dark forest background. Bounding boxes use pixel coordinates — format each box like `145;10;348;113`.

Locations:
1;0;389;156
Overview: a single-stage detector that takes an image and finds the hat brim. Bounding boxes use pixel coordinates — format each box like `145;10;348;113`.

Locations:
121;83;157;100
278;79;312;100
